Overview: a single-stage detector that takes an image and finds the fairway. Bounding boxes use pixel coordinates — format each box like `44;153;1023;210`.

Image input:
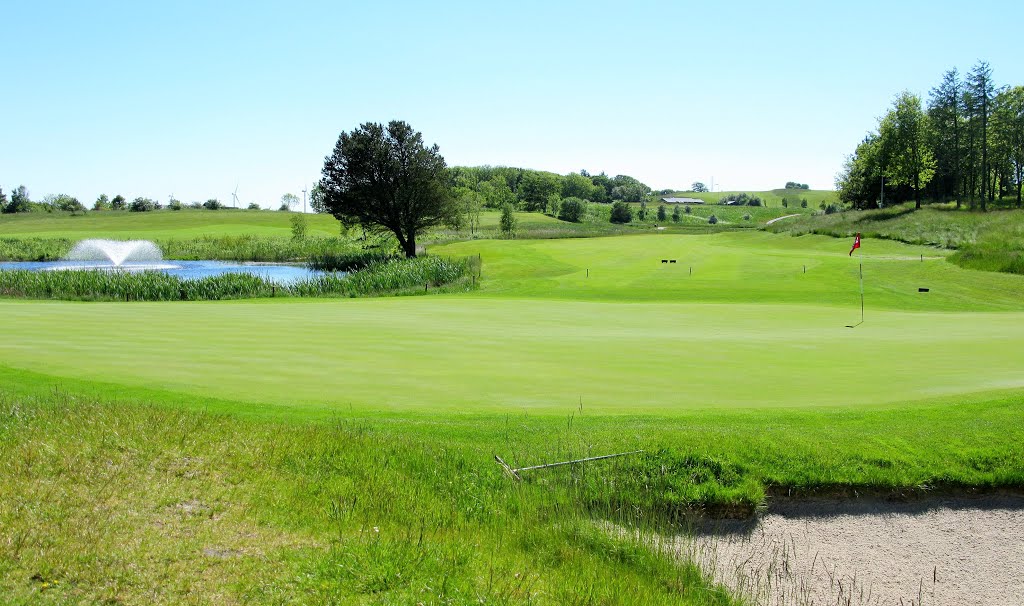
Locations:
2;232;1023;416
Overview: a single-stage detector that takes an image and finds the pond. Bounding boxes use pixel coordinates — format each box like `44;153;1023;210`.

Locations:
0;260;330;284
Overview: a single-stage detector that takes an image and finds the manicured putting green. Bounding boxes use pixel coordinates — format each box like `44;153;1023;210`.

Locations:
2;231;1022;415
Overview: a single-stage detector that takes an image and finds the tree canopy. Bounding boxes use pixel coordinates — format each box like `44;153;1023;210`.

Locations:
319;121;454;258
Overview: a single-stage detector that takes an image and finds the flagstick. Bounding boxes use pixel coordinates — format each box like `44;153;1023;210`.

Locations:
846;245;865;328
859;262;864;324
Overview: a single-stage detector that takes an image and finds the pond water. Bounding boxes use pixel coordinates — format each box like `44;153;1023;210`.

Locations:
0;260;330;284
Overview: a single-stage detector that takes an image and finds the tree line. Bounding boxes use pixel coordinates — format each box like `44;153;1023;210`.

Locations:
837;61;1024;210
0;186;307;214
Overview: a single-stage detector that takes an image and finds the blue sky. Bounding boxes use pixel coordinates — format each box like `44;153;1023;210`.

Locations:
3;0;1022;208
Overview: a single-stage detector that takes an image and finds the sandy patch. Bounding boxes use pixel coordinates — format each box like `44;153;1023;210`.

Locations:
676;495;1024;605
765;214;801;225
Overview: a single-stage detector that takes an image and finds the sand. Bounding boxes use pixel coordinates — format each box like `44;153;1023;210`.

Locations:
675;495;1024;606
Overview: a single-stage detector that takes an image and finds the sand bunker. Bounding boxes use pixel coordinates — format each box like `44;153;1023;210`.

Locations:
676;495;1024;605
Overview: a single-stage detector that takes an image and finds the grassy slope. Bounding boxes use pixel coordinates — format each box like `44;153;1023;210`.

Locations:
768;202;1024;274
0;208;345;239
662;189;838;208
3;213;1024;603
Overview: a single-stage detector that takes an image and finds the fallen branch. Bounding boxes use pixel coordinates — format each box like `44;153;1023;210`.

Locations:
495;450;643;481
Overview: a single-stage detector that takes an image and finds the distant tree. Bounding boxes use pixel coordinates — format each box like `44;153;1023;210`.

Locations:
927;68;965;206
637;200;647;221
801;199;808;208
518;171;561;213
290;213;307;240
129;197;158;212
46;194;86;214
610;175;651;202
784;181;810;189
967;61;995;209
0;187;6;212
247;202;261;210
189;201;203;209
203;198;223;210
168;199;184;210
657;204;667;221
691;182;708;192
4;185;31;213
881;91;935;210
561;172;600;201
111;194;126;210
707;214;718;225
452;188;483;234
280;193;299;211
609;201;632;223
546;193;561;217
499;202;517;237
684;205;692;214
671;205;681;222
747;196;762;207
781;198;788;208
93;194;111;211
992;86;1024;207
479;176;517;209
558;197;587;222
320;120;454;257
309;183;327;213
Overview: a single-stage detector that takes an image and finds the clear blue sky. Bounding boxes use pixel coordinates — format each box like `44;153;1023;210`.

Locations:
3;0;1022;208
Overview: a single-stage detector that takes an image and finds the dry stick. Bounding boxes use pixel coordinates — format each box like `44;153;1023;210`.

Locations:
495;450;643;480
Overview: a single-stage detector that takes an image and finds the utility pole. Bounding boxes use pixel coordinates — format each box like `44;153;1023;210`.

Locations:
302;187;307;214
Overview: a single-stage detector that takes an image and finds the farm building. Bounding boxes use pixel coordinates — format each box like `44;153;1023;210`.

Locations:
660;197;704;204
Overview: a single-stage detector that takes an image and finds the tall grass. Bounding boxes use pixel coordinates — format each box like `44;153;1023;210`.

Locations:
0;256;479;301
0;389;736;605
0;235;375;263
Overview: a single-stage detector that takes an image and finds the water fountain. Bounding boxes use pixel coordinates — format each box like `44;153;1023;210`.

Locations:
61;239;174;270
0;239;325;282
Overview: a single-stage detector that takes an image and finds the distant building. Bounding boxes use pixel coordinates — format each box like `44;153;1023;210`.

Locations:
661;197;704;204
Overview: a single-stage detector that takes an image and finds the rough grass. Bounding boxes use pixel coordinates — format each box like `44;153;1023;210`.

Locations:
0;256;477;301
0;387;736;605
768;203;1024;275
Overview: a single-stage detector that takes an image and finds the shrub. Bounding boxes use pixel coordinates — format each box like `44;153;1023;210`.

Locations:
782;198;788;208
743;213;751;221
129;197;158;212
499;203;517;237
168;199;183;211
685;205;692;214
708;214;718;225
203;198;223;210
609;201;632;224
671;205;680;223
801;199;808;209
557;197;587;223
657;205;667;221
746;196;762;207
290;213;308;240
247;203;261;210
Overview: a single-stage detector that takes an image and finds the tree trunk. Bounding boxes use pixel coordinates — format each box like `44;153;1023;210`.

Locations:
403;232;417;258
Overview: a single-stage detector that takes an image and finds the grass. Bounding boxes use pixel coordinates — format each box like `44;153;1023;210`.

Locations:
661;189;839;209
3;210;1024;603
0;386;736;605
0;208;344;239
768;202;1024;275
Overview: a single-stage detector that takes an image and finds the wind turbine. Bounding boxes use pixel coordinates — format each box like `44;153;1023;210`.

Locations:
231;184;239;208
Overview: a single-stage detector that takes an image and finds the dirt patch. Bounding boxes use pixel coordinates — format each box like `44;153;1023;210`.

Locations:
676;495;1024;605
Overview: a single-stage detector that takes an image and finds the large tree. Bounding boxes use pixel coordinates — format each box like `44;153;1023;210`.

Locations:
319;121;454;257
927;69;964;205
967;61;996;210
881;91;935;209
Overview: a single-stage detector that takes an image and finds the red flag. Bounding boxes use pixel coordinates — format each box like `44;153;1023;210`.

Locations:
849;233;861;256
